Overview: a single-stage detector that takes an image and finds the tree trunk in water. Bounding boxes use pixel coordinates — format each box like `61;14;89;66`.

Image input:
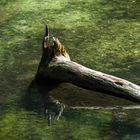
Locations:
35;26;140;124
36;26;140;104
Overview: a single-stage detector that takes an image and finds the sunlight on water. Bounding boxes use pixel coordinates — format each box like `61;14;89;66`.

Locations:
0;0;140;140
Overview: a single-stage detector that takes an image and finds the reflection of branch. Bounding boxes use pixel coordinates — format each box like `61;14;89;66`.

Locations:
44;96;65;119
34;79;65;125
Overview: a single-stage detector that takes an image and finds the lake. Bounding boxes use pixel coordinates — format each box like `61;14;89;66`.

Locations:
0;0;140;140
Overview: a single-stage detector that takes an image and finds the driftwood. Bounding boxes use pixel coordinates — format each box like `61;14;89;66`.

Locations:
36;25;140;104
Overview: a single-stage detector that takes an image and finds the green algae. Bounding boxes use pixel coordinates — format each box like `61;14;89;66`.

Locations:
0;0;140;139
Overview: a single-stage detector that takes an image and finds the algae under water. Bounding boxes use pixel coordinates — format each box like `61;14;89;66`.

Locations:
0;0;140;140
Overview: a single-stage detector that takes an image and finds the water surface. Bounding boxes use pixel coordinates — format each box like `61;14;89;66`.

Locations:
0;0;140;140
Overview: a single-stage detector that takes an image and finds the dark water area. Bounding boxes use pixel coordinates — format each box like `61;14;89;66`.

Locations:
0;0;140;140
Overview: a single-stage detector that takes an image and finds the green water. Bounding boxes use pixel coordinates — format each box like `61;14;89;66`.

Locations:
0;0;140;139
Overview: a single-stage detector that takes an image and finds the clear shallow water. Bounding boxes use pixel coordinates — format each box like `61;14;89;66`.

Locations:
0;0;140;140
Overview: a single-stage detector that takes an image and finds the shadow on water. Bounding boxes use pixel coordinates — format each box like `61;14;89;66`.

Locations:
20;80;43;112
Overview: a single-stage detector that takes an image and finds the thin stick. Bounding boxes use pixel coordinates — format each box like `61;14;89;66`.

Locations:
70;105;140;110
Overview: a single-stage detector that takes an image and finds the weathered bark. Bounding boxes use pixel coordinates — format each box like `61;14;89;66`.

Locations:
36;25;140;104
43;61;140;102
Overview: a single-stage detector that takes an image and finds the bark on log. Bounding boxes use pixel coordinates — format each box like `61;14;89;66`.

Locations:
36;25;140;103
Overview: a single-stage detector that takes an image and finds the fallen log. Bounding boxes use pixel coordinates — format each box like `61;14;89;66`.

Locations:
36;25;140;104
